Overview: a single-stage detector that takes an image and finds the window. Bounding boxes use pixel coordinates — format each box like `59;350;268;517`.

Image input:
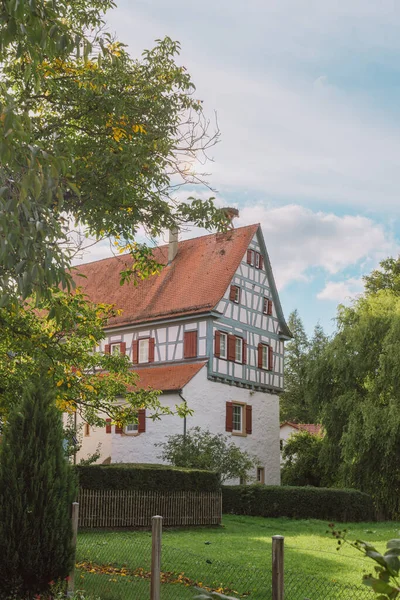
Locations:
263;298;273;315
219;332;227;359
257;467;265;484
280;439;284;451
247;249;263;270
125;422;139;434
139;339;149;364
226;402;252;435
104;342;126;355
235;337;243;363
184;330;198;359
123;409;146;435
229;285;241;303
132;338;154;364
258;343;273;371
232;404;243;432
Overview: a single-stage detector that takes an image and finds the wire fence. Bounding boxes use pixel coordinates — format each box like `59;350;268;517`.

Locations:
73;527;376;600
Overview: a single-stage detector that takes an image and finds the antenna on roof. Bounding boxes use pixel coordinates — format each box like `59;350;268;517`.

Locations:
221;207;239;229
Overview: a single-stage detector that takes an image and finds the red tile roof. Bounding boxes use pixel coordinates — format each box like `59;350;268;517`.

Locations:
72;225;259;327
129;361;207;392
280;422;323;436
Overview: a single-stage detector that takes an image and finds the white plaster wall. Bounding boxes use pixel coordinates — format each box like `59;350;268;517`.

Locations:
111;394;185;464
108;366;281;486
65;412;112;465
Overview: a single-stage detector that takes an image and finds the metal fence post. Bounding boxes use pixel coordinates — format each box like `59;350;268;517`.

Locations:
272;535;284;600
67;502;79;597
150;515;163;600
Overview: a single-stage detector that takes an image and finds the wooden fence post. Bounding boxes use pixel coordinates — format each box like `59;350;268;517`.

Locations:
150;515;163;600
272;535;284;600
67;502;79;597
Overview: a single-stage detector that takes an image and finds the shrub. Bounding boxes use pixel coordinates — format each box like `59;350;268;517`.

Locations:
75;463;221;492
222;485;375;522
0;376;77;599
157;427;256;483
281;430;325;487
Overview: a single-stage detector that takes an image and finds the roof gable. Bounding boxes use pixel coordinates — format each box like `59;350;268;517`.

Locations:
72;225;258;327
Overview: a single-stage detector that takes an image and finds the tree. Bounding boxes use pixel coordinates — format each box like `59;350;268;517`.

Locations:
308;290;400;518
280;310;310;422
0;375;77;599
0;1;228;303
157;427;256;483
0;288;186;427
364;256;400;295
281;430;325;487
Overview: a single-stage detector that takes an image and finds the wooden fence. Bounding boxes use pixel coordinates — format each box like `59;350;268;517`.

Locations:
78;489;222;528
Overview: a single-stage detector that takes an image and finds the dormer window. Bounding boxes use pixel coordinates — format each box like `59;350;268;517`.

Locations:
230;285;241;303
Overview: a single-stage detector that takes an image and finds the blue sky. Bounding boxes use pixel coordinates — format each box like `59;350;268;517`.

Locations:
76;0;400;336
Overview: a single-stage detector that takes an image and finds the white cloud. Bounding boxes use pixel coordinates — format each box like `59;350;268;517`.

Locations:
317;278;365;302
104;1;400;212
237;204;398;289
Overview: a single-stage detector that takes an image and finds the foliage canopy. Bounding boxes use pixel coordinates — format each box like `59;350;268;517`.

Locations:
0;1;227;302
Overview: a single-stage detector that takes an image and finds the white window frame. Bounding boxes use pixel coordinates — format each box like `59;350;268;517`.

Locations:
125;422;139;435
138;338;149;364
235;337;243;363
232;403;243;433
111;343;121;355
261;344;269;369
220;332;228;360
248;250;254;266
255;252;260;269
263;297;268;315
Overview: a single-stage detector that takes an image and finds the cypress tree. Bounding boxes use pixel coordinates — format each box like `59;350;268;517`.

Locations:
0;376;77;599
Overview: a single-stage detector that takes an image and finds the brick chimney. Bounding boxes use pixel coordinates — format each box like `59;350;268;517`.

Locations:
168;226;179;263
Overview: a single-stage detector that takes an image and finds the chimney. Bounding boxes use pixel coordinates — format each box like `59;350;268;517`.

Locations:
168;226;179;263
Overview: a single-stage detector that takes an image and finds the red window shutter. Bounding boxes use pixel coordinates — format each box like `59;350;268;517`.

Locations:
105;418;112;434
215;331;221;357
226;401;233;432
184;331;197;359
242;339;247;364
104;344;110;354
138;409;146;433
120;342;126;355
132;340;138;364
269;345;274;371
268;300;273;315
259;255;264;270
247;249;253;265
115;423;123;434
246;405;252;434
228;335;236;362
148;338;155;363
229;285;237;301
258;343;263;369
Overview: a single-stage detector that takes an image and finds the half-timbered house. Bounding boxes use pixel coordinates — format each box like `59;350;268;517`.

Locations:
73;224;290;484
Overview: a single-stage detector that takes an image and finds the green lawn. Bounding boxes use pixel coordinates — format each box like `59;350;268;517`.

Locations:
75;515;399;599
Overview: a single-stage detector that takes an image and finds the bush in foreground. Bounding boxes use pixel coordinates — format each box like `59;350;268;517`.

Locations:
0;377;77;599
222;484;375;522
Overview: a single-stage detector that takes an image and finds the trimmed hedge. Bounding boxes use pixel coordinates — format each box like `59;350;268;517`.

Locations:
75;463;220;492
222;485;375;522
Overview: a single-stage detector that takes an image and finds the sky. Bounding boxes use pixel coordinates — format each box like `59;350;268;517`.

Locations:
75;0;400;336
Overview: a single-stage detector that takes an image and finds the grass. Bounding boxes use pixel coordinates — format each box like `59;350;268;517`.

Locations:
75;515;400;599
